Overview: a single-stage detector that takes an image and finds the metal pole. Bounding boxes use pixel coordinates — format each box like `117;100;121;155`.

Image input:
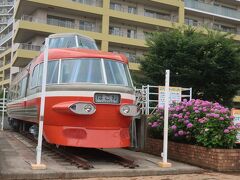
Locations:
159;70;172;167
33;38;49;169
146;85;150;115
1;88;6;131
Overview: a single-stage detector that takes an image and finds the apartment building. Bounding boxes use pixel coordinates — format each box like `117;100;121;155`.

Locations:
0;0;13;88
184;0;240;40
0;0;240;90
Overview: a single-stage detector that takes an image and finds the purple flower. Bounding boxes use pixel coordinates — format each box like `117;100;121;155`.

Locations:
195;110;200;113
178;130;184;136
228;126;236;130
193;107;198;111
187;123;193;128
224;129;230;134
151;122;158;128
229;115;235;119
213;114;220;118
202;108;208;112
171;125;177;131
184;120;189;125
219;117;224;121
186;112;190;116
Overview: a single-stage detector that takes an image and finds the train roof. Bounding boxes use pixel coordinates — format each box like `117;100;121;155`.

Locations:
36;48;128;64
48;33;95;41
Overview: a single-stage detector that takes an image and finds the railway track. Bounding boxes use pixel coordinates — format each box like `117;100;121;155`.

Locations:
12;131;138;170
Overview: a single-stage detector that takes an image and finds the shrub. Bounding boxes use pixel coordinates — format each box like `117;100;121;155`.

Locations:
147;99;239;148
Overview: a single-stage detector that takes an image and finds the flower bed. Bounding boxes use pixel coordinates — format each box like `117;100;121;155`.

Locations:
145;99;240;171
147;99;239;148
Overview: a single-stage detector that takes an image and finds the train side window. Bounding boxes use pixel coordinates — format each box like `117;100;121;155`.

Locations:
38;63;43;86
31;65;39;88
37;61;59;86
20;77;27;98
47;61;59;84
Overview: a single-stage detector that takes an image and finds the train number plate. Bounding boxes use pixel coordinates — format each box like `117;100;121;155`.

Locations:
94;93;120;104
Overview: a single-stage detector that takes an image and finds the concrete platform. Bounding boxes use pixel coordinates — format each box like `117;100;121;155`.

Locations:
0;131;205;179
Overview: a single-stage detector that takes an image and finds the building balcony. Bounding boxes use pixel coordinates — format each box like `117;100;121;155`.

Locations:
70;0;103;7
14;15;102;41
185;21;240;41
184;0;240;21
109;29;145;40
12;43;41;67
14;0;103;19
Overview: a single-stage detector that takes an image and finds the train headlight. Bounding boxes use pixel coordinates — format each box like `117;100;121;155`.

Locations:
122;106;130;114
69;103;96;115
120;105;139;117
84;104;93;113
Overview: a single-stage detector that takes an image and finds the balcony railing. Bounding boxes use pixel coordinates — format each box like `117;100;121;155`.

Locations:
18;43;42;51
185;0;240;20
185;21;240;35
109;29;145;40
110;5;178;22
20;15;101;33
70;0;103;7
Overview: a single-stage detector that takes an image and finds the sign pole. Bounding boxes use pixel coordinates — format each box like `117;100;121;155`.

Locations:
159;70;172;168
31;38;49;170
1;88;6;131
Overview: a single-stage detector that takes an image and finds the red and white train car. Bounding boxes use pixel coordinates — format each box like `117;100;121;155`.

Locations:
7;33;138;148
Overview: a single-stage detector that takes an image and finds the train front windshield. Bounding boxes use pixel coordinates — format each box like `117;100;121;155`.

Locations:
46;58;133;87
49;35;98;50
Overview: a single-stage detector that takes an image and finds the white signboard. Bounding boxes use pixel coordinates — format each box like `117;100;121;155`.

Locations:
232;109;240;144
158;86;182;108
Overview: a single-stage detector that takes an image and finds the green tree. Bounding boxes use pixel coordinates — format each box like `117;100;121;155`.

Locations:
141;27;240;106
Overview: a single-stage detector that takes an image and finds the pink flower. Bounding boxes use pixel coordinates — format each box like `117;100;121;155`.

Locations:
151;122;158;128
187;123;193;128
171;125;177;131
195;110;200;113
219;117;224;121
229;115;235;119
184;120;189;124
224;129;230;134
178;130;184;136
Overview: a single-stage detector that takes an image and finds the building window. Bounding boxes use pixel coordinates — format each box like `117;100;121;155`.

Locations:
110;2;123;11
144;9;170;21
213;23;236;33
79;20;96;31
109;26;122;36
127;29;136;39
47;15;75;28
185;18;199;26
128;6;136;14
